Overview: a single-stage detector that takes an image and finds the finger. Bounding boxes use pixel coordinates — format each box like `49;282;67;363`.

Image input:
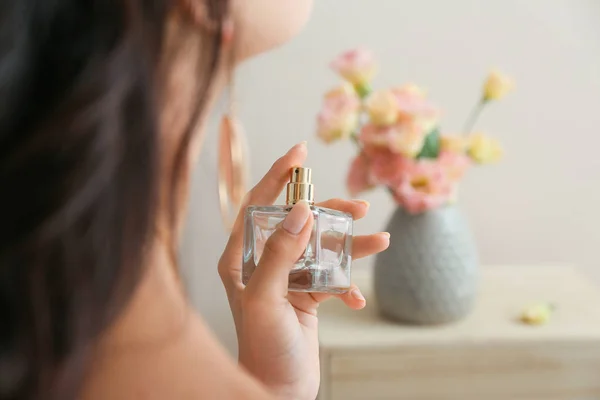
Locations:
319;232;389;260
306;283;366;310
352;232;390;260
218;142;308;293
337;285;366;309
245;142;308;206
288;233;389;313
315;199;370;220
244;202;314;300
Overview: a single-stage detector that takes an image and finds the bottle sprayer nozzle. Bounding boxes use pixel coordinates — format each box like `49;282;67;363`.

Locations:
286;167;314;205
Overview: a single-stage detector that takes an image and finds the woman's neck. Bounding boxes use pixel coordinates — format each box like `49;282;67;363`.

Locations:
94;236;192;353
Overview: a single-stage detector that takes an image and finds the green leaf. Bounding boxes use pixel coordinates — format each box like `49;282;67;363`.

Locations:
417;128;440;159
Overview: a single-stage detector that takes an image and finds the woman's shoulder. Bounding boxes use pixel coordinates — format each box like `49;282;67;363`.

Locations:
81;252;273;399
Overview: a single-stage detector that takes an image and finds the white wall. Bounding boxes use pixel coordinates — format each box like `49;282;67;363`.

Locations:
181;0;600;355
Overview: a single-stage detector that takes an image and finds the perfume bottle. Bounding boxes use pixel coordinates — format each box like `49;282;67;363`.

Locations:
242;167;353;293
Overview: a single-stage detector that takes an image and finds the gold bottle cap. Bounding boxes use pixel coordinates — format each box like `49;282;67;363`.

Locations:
286;167;314;205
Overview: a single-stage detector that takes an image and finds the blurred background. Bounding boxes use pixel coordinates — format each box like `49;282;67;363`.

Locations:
181;0;600;355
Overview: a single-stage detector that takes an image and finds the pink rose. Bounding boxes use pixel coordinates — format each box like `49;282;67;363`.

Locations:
330;48;377;86
346;154;376;197
359;123;397;148
392;158;454;214
392;84;440;124
438;150;471;182
316;85;360;143
364;146;408;186
359;122;426;158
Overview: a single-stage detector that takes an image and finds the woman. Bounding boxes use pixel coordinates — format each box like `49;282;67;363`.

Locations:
0;1;390;399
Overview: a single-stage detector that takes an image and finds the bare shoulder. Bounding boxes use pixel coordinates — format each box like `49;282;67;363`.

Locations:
83;313;271;399
81;253;273;400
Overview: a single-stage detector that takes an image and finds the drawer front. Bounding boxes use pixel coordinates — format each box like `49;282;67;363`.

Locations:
322;344;600;400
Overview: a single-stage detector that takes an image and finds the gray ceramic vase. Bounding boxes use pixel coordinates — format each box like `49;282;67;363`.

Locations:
373;205;478;325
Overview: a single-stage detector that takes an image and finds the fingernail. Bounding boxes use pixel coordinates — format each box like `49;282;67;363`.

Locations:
381;232;391;239
282;202;311;235
352;199;370;208
289;141;307;153
351;288;365;302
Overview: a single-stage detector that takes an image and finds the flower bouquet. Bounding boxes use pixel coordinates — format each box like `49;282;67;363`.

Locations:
315;48;513;325
316;49;512;213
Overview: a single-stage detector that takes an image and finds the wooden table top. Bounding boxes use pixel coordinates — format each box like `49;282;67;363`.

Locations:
318;265;600;350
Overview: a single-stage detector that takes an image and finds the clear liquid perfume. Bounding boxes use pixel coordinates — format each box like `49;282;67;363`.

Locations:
242;167;353;293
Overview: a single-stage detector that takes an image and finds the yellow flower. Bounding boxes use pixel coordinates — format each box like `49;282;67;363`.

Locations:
389;123;426;158
365;90;398;126
392;83;427;99
468;133;503;163
324;83;356;99
440;134;468;153
483;70;513;101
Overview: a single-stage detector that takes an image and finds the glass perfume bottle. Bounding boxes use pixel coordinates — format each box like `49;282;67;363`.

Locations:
242;167;353;293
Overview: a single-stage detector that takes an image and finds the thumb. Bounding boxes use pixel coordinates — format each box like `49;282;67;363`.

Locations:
245;201;314;300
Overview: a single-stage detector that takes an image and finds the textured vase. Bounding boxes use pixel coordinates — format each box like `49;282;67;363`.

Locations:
373;205;478;325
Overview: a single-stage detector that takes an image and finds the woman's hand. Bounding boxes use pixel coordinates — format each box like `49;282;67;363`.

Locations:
218;142;390;400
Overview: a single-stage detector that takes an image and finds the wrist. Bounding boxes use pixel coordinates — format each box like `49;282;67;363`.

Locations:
239;359;317;400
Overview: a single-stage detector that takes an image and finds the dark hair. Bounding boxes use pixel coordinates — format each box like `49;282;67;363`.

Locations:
0;1;228;398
